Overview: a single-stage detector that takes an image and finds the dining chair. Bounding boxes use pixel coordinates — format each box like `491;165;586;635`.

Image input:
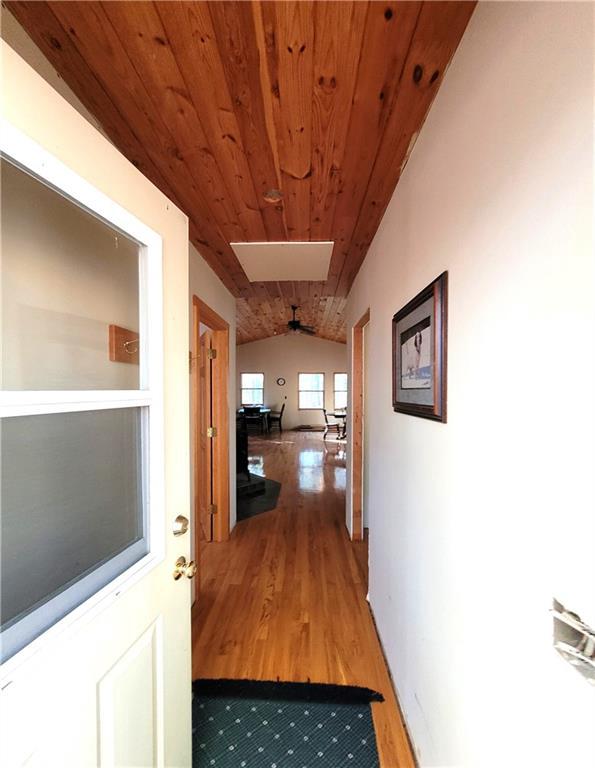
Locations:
322;408;341;441
244;406;266;434
268;403;285;433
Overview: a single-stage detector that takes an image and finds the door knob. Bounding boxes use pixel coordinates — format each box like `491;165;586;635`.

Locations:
173;556;197;581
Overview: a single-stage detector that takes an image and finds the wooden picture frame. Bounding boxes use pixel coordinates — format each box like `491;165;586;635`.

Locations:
392;272;447;422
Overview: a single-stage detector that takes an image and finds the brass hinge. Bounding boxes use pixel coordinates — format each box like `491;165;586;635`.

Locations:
209;503;217;516
207;348;217;360
206;426;218;438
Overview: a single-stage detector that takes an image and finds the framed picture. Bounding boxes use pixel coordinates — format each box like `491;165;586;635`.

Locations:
392;272;448;422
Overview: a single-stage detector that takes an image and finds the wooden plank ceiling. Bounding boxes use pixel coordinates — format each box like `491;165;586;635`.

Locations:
7;1;475;344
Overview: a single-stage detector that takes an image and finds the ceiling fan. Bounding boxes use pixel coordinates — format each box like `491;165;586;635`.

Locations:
287;305;316;336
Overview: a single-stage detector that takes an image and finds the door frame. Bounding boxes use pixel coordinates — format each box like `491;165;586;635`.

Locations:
351;308;370;541
192;296;230;545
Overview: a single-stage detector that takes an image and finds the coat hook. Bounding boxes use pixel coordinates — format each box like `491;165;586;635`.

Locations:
123;338;138;355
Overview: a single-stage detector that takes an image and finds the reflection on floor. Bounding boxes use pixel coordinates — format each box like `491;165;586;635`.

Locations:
192;431;414;768
247;452;265;477
236;475;282;521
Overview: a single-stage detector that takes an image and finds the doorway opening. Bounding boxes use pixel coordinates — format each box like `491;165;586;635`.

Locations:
351;309;370;543
191;296;230;562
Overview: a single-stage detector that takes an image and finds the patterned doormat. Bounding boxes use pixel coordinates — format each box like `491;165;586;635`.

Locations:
192;679;382;768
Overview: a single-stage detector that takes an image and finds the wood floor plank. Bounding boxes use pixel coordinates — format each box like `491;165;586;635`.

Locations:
192;431;415;767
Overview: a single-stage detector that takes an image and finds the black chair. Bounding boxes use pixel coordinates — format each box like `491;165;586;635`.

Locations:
268;403;285;433
322;408;341;441
244;406;267;434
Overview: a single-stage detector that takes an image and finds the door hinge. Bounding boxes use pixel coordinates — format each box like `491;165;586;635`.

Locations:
207;348;217;360
207;426;218;438
209;503;217;516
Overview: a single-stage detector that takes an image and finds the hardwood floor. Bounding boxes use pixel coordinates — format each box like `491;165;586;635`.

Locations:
192;431;415;767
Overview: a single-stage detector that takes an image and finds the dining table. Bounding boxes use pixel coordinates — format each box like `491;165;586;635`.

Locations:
237;406;272;432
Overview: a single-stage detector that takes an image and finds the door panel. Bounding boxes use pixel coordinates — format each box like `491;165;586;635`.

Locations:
198;330;214;543
98;620;163;768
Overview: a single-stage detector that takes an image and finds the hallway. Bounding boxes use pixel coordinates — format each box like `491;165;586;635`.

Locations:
192;432;415;767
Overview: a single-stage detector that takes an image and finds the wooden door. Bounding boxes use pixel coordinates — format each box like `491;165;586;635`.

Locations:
192;297;230;549
198;329;214;543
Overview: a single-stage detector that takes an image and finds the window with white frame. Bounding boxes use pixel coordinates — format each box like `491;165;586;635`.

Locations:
334;373;348;411
298;372;325;410
240;372;264;406
0;133;163;664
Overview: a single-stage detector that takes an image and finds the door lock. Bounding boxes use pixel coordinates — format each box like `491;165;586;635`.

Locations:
173;556;197;581
173;515;189;536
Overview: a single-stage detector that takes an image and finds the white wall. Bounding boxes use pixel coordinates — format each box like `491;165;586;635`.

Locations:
346;3;595;767
236;333;347;429
189;244;237;531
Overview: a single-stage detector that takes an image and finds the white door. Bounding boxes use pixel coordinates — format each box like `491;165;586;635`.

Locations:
0;123;192;766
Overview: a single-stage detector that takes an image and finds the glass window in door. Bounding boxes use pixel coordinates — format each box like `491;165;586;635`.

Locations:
0;154;162;663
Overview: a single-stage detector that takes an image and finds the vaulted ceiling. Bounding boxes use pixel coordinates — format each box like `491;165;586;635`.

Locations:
7;1;475;344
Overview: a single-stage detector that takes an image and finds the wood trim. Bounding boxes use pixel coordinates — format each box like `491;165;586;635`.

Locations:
194;296;229;333
192;296;230;546
211;327;230;542
197;329;214;548
351;309;370;541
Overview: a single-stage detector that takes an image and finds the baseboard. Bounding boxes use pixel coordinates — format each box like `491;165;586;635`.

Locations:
366;601;420;768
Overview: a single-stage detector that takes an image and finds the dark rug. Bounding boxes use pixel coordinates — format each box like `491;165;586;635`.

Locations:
192;679;382;768
237;477;281;522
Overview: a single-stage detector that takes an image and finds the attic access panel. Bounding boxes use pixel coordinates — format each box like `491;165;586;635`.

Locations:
230;241;333;282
